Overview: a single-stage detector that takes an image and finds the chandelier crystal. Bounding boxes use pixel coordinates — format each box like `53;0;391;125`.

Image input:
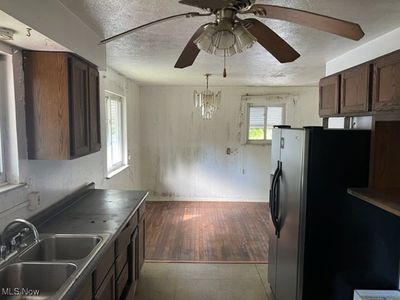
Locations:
194;74;222;120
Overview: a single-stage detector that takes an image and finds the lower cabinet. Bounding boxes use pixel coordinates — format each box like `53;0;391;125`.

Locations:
74;276;92;300
116;264;129;299
73;202;146;300
137;217;145;274
95;266;116;300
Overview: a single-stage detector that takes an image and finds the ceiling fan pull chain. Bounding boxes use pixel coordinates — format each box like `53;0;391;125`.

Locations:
223;50;227;78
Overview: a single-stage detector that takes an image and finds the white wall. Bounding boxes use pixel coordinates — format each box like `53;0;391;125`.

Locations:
0;45;141;230
140;86;321;202
326;26;400;75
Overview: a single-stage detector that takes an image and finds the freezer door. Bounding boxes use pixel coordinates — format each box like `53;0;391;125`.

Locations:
275;129;306;300
267;128;283;295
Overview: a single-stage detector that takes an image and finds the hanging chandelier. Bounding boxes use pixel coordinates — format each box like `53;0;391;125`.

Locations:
193;74;222;120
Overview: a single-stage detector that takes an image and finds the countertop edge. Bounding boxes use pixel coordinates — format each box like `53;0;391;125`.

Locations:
55;190;149;300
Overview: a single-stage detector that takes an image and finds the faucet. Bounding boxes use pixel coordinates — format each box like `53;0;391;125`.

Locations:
0;219;40;261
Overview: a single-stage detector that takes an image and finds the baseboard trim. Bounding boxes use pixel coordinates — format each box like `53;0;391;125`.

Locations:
145;259;268;264
146;196;267;203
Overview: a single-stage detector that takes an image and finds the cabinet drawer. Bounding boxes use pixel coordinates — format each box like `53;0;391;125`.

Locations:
138;202;146;221
93;246;115;292
115;247;128;277
116;263;129;300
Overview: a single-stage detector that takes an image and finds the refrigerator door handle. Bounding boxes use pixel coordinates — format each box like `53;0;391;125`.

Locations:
273;161;283;238
269;166;279;234
270;161;281;237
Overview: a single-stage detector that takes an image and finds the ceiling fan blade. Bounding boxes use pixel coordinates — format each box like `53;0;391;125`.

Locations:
243;18;300;63
175;25;206;68
245;4;364;41
179;0;234;10
100;12;211;44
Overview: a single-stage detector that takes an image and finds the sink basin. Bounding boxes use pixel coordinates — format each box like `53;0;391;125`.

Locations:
0;262;76;299
20;235;102;261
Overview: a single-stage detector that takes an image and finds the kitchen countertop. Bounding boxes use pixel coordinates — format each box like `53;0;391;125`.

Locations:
35;188;148;299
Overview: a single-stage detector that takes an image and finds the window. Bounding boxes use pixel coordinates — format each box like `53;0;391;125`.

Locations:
0;54;6;184
106;92;127;177
247;104;285;143
0;120;5;184
0;46;22;190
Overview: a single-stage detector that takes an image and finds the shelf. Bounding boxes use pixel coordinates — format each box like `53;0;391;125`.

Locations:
348;188;400;217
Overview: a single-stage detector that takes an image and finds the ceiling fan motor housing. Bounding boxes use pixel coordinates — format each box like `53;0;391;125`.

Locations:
229;0;255;11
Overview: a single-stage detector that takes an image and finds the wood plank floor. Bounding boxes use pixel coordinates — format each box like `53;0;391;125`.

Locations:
145;201;269;263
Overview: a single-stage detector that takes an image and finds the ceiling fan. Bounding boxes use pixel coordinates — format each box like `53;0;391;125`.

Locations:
100;0;364;69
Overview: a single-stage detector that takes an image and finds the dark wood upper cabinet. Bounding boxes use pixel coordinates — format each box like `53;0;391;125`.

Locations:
341;64;371;115
319;74;340;117
89;67;101;153
372;51;400;112
319;49;400;118
69;57;90;159
24;51;101;160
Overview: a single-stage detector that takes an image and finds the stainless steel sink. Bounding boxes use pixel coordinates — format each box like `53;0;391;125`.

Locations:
20;235;102;261
0;233;109;299
0;262;76;299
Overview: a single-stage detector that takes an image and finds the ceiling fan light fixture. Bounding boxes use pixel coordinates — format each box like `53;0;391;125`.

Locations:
195;22;256;57
233;23;256;51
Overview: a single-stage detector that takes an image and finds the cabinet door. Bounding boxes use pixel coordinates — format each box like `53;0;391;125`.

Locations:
138;216;145;272
319;75;340;117
94;267;115;300
341;64;371;114
89;66;101;153
23;51;70;160
69;57;90;158
75;276;92;300
135;217;145;279
373;51;400;111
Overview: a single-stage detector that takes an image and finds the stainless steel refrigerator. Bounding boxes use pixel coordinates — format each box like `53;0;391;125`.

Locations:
267;127;371;300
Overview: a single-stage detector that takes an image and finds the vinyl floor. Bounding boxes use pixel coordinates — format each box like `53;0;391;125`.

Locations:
134;263;273;300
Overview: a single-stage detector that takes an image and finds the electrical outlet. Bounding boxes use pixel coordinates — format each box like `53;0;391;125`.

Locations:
27;192;40;211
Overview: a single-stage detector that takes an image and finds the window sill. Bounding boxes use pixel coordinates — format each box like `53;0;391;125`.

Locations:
106;165;129;179
246;140;272;145
0;183;27;195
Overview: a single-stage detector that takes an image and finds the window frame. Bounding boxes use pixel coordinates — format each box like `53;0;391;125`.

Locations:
246;103;286;145
0;53;7;184
0;113;5;184
105;91;128;178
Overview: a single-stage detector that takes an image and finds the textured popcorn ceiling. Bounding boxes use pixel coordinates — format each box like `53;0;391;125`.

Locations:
59;0;400;86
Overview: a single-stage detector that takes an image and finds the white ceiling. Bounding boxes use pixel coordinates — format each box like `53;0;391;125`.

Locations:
59;0;400;85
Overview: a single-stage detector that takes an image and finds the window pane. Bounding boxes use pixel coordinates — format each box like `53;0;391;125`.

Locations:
110;99;122;166
248;106;265;140
266;106;284;140
106;94;124;173
0;128;3;180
